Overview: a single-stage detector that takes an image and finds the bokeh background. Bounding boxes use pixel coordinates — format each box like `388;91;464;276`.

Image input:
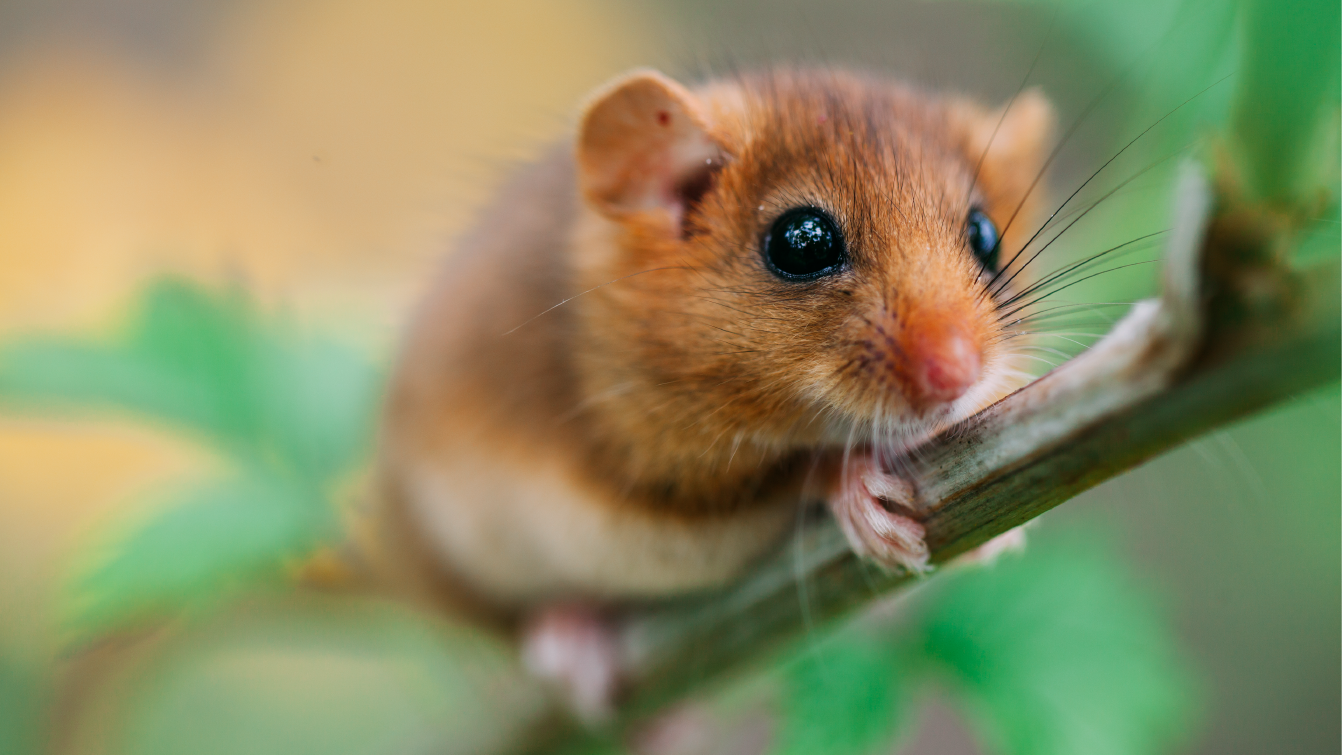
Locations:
0;1;1336;754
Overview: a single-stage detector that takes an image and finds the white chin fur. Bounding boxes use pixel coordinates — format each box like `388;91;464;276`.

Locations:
819;365;1028;456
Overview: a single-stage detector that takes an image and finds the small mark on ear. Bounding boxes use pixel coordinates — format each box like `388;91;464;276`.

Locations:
576;69;721;223
817;112;828;124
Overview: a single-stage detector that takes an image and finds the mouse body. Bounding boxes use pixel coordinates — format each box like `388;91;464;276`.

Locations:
368;67;1052;711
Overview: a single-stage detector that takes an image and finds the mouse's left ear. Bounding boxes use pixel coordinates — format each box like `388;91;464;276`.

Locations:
577;69;724;225
955;89;1056;207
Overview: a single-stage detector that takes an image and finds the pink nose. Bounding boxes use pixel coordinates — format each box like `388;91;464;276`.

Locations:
901;320;982;408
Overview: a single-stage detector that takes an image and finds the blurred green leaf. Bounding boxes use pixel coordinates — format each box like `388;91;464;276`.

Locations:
767;532;1198;755
0;653;43;755
1229;0;1342;203
773;635;912;755
0;277;379;484
254;336;380;483
0;276;380;640
0;280;263;446
67;472;333;641
937;0;1239;115
917;536;1198;755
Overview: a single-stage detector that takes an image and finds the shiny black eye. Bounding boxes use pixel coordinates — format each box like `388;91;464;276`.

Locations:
763;208;846;281
966;208;999;270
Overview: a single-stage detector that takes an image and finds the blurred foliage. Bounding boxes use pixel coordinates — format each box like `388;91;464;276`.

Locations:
66;472;330;636
917;540;1196;755
0;277;379;641
769;535;1197;755
104;597;545;755
0;653;43;755
0;279;374;479
774;629;914;755
1229;0;1341;204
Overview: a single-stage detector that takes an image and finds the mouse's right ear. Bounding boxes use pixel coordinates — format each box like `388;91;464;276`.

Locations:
576;70;723;225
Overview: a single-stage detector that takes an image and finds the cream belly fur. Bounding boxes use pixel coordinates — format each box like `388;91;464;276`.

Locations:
400;452;798;605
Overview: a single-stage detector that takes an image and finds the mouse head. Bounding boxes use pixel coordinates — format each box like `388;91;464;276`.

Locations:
572;68;1053;457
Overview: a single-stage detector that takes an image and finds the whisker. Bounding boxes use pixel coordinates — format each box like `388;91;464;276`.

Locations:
964;3;1061;206
1011;353;1063;370
990;141;1193;300
999;259;1160;320
987;72;1231;298
1017;345;1076;360
1036;180;1164;233
976;45;1150;301
999;229;1168;309
1003;301;1134;328
1000;330;1107;342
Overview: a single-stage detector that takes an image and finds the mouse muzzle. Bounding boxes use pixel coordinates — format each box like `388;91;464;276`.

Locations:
899;314;983;408
853;301;987;416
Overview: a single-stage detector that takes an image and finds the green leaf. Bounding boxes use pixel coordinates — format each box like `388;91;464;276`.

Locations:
66;472;332;641
917;535;1199;755
0;277;380;642
252;335;380;484
773;631;912;755
0;336;234;439
0;280;262;443
0;654;43;755
1229;0;1342;203
764;530;1198;755
0;276;379;485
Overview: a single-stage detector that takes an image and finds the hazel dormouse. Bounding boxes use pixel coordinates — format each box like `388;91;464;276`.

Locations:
369;67;1053;719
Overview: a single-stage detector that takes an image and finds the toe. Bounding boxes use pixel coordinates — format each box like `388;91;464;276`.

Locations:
831;456;931;574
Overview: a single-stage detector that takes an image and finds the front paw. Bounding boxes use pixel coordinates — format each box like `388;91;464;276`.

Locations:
829;455;930;574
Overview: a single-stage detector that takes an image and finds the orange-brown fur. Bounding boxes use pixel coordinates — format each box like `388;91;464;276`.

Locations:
374;68;1052;612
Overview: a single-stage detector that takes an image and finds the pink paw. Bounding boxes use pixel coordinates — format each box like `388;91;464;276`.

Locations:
521;603;622;725
830;455;930;574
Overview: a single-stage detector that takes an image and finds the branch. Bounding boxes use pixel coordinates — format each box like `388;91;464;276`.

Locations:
530;164;1341;745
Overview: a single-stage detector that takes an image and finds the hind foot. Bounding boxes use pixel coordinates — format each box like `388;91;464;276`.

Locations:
521;603;622;726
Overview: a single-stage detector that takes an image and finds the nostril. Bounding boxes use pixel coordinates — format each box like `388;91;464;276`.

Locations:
905;326;982;407
921;332;981;401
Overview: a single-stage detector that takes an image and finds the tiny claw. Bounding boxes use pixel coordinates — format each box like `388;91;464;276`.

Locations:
830;455;930;574
521;603;622;726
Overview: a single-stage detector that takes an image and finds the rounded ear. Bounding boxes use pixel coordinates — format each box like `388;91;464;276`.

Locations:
576;69;724;222
957;88;1056;205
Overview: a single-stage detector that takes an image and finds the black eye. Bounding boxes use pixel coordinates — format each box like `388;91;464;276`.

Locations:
763;208;846;281
966;208;1000;270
